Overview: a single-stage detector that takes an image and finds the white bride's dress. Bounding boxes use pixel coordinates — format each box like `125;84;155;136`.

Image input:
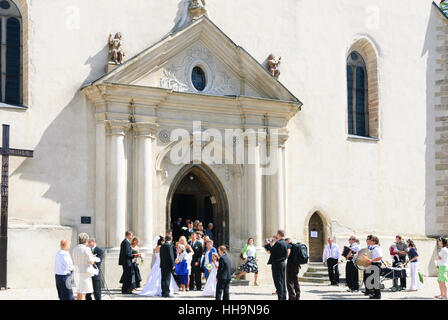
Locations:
203;261;218;297
139;252;179;296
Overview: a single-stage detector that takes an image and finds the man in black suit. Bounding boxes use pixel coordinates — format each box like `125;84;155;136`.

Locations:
86;238;104;300
183;221;195;242
172;217;184;242
264;230;288;300
189;232;203;291
160;235;175;298
216;245;232;300
119;230;139;294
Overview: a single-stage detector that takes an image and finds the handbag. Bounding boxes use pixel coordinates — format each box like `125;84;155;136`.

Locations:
87;265;99;277
240;245;248;260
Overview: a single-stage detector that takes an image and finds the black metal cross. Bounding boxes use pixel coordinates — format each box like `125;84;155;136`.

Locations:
0;124;33;290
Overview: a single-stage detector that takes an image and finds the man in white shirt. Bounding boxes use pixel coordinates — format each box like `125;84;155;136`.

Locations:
322;237;341;285
54;239;75;300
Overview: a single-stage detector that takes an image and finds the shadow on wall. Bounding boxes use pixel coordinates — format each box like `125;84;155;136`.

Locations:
9;45;109;233
422;3;443;274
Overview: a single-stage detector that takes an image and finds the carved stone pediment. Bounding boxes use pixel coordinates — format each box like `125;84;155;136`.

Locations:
136;43;242;97
86;16;301;103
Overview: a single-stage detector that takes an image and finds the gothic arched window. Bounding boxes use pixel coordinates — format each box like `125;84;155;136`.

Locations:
347;51;369;137
0;0;22;106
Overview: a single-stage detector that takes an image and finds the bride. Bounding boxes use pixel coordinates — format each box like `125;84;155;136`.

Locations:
139;236;179;297
202;253;219;297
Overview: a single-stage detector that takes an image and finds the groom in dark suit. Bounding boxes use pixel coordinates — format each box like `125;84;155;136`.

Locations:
160;235;175;298
189;232;203;291
216;245;232;300
119;231;137;294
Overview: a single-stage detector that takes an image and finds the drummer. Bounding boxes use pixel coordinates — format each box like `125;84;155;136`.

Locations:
362;235;373;296
345;236;360;292
365;236;382;299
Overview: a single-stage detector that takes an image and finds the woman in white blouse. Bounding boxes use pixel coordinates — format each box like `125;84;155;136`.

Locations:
235;238;259;286
72;233;95;300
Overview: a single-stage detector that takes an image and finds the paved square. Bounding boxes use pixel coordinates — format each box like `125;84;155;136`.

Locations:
0;278;439;300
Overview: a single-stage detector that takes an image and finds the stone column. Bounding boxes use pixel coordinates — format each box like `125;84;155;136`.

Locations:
266;130;288;235
106;121;129;248
134;123;157;250
95;115;107;248
245;131;264;248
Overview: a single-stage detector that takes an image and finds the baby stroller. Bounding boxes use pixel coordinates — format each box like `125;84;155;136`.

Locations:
380;261;407;292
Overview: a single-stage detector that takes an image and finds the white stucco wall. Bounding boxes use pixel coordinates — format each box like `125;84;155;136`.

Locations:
0;0;442;287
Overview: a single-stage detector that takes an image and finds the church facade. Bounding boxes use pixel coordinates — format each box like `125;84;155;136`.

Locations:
0;0;446;288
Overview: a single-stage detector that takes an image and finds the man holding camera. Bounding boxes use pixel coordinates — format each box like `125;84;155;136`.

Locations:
264;230;288;300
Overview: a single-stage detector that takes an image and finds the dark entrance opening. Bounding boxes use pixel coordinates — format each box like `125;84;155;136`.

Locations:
308;212;325;262
167;165;229;246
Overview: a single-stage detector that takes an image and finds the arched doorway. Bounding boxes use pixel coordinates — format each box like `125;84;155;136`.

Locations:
166;164;229;246
308;212;324;262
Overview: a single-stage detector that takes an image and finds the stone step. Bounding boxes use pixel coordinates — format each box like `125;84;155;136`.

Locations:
299;276;329;284
306;267;328;273
230;279;250;286
303;271;328;278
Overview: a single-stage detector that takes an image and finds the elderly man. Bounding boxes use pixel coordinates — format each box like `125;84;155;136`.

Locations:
323;237;341;286
54;239;75;300
204;223;214;241
86;238;104;300
393;235;408;291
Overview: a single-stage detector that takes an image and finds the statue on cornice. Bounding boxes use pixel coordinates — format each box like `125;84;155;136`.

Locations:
189;0;207;19
172;0;208;33
267;54;281;79
108;32;125;65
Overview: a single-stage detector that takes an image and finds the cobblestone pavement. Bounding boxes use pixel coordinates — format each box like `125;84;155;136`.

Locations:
0;277;440;300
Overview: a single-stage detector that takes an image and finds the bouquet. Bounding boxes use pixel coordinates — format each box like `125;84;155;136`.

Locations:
205;263;213;271
418;272;424;284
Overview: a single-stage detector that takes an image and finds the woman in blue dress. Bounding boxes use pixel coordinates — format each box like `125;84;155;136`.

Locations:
202;239;217;279
175;244;189;292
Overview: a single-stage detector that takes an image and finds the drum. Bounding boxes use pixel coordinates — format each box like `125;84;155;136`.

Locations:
353;248;372;270
342;246;351;259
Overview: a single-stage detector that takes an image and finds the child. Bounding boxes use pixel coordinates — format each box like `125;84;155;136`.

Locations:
390;244;400;265
203;253;219;297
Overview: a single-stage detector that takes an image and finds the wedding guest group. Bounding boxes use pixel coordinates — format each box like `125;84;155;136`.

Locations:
55;227;448;301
